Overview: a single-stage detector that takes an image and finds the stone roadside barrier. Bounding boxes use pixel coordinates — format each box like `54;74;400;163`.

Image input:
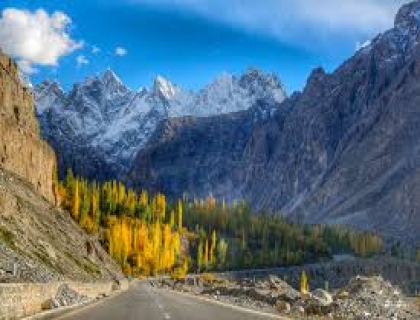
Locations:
0;279;128;320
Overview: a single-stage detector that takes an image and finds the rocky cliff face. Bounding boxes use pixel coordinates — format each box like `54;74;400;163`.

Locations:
0;52;123;282
128;100;287;202
129;1;420;243
0;52;56;203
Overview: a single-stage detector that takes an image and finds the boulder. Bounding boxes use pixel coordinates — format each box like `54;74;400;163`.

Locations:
41;298;58;310
266;274;300;302
310;289;333;307
275;300;291;314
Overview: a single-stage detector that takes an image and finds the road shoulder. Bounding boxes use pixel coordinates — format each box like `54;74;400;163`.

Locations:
158;286;290;319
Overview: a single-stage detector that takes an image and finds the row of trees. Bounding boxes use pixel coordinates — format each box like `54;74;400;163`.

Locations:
58;170;383;276
182;196;383;270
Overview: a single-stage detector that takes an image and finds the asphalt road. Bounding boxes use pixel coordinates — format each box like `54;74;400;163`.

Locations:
59;281;286;320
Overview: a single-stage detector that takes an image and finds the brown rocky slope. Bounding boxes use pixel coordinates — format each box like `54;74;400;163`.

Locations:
0;51;123;282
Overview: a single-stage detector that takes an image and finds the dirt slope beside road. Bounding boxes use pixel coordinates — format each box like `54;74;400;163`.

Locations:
0;168;123;283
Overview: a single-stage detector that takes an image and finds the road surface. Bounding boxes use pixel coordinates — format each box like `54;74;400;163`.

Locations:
59;281;285;320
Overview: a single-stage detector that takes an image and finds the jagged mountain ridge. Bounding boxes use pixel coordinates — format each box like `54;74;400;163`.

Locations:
129;1;420;242
35;69;287;180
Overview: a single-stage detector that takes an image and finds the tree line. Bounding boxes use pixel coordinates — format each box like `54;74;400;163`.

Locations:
56;170;383;277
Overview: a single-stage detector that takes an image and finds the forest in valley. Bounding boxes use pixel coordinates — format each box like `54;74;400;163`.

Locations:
55;170;383;278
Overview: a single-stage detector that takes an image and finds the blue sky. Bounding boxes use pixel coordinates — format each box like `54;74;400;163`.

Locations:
0;0;410;93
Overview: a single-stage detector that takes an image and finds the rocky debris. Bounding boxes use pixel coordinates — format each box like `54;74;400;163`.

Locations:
42;284;90;310
267;275;301;302
275;300;290;313
331;276;419;320
295;276;419;319
160;274;420;319
200;275;300;307
54;284;90;307
217;257;420;295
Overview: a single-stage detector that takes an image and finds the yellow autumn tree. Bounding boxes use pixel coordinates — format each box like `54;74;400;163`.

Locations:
139;190;148;211
162;224;172;271
300;271;309;294
210;230;217;266
72;179;80;221
177;200;183;231
204;238;209;269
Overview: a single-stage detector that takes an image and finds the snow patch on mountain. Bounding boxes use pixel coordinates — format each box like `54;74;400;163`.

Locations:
34;68;287;179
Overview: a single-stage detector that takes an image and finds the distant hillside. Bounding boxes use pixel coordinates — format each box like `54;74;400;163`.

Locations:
129;1;420;243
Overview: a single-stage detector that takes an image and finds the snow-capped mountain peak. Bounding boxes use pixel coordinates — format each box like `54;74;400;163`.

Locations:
366;0;420;66
100;69;129;97
36;80;64;96
103;68;121;80
34;80;65;114
153;75;179;100
395;1;420;30
211;72;234;85
241;68;286;101
35;68;287;179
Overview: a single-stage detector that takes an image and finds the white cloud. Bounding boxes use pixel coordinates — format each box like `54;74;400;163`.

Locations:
0;8;82;74
92;45;100;54
76;55;89;67
115;46;127;56
130;0;411;49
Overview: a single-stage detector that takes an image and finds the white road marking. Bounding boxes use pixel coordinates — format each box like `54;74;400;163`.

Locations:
164;313;171;319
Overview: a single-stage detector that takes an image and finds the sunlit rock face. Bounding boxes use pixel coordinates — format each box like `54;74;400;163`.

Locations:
0;52;56;203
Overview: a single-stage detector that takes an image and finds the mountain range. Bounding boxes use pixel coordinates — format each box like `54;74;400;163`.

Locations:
128;1;420;243
35;69;286;180
35;1;420;243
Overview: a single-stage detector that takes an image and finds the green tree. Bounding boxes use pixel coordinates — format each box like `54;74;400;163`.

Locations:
210;230;217;266
197;238;204;272
217;238;228;268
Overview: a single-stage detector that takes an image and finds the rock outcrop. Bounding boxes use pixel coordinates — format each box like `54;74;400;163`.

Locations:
0;51;56;203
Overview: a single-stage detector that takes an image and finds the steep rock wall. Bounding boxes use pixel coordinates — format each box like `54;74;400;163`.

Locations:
0;52;56;203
